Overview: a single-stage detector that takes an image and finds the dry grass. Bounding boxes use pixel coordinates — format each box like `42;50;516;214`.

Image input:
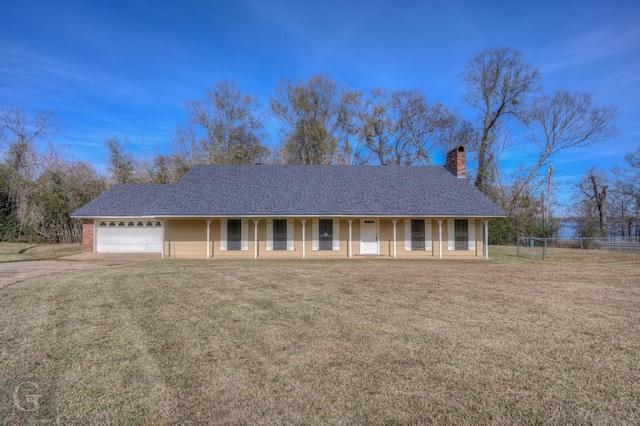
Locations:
1;250;639;424
0;243;81;262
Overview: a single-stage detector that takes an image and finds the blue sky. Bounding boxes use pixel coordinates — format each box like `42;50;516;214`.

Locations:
1;0;639;207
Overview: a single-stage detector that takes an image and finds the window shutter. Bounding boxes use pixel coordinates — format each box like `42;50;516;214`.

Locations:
404;219;411;251
266;219;273;251
468;219;476;251
447;219;454;251
287;219;294;251
425;219;432;251
312;219;319;251
241;219;249;251
220;219;227;251
332;219;340;251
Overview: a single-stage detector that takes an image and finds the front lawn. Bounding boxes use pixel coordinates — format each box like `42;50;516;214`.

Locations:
1;252;639;424
0;243;81;262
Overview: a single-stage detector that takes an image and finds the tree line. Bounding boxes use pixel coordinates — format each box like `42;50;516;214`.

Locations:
1;47;634;244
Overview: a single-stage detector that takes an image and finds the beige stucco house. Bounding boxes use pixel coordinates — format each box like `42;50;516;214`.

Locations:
71;146;506;259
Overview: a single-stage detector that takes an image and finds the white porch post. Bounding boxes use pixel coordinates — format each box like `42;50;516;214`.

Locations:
348;219;353;259
206;219;211;259
301;219;307;259
161;220;166;259
484;219;489;259
437;219;443;259
93;219;97;253
253;219;259;259
392;219;397;259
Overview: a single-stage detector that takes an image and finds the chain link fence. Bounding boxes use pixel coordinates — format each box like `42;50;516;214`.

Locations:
516;236;640;259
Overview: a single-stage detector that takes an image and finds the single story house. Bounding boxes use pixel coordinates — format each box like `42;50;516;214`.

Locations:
71;146;506;259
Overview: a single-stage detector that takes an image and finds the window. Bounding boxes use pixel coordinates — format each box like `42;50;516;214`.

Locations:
118;222;125;227
273;219;287;250
128;222;134;226
319;219;333;250
411;219;425;250
227;219;241;250
100;222;106;227
455;219;468;250
137;222;144;226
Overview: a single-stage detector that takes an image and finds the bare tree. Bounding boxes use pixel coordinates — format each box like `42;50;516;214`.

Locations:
461;47;541;192
505;90;618;213
618;146;640;203
612;147;640;239
353;89;467;165
609;181;638;238
106;136;136;185
332;90;364;165
33;160;105;243
354;88;394;164
170;123;200;168
138;154;187;184
0;106;59;178
394;91;472;165
270;74;352;164
174;81;269;165
0;107;59;239
580;167;609;236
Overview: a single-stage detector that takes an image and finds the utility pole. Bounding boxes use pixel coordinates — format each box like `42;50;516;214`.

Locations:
546;166;554;222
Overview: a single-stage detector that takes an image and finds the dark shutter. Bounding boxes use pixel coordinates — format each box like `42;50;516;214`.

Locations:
454;219;468;251
227;219;242;251
411;219;425;250
319;219;333;251
273;219;287;250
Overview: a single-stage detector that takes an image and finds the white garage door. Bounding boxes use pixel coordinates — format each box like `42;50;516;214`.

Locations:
97;221;162;253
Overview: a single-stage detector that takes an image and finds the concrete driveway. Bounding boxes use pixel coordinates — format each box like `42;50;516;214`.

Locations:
0;253;159;289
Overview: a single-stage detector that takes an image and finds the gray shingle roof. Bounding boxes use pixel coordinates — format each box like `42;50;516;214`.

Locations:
72;165;506;218
71;184;167;217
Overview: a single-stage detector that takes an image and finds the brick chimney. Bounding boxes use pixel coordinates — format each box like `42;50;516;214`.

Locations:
446;145;466;178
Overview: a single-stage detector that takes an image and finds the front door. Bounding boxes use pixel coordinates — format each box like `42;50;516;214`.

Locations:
360;219;378;255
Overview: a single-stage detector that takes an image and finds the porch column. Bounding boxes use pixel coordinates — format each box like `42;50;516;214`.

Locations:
437;219;443;259
301;219;307;259
253;219;260;259
483;219;489;259
348;219;353;259
392;219;397;259
92;220;97;253
161;220;166;259
206;219;211;259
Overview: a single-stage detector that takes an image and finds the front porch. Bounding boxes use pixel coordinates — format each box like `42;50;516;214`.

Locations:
160;217;491;260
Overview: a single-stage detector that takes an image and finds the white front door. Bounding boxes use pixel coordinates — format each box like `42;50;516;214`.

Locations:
360;219;378;255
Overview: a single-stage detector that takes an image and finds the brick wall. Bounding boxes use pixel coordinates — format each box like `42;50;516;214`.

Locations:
82;219;94;253
446;145;466;178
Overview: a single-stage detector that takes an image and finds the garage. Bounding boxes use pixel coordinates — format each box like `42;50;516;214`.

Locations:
96;220;163;253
